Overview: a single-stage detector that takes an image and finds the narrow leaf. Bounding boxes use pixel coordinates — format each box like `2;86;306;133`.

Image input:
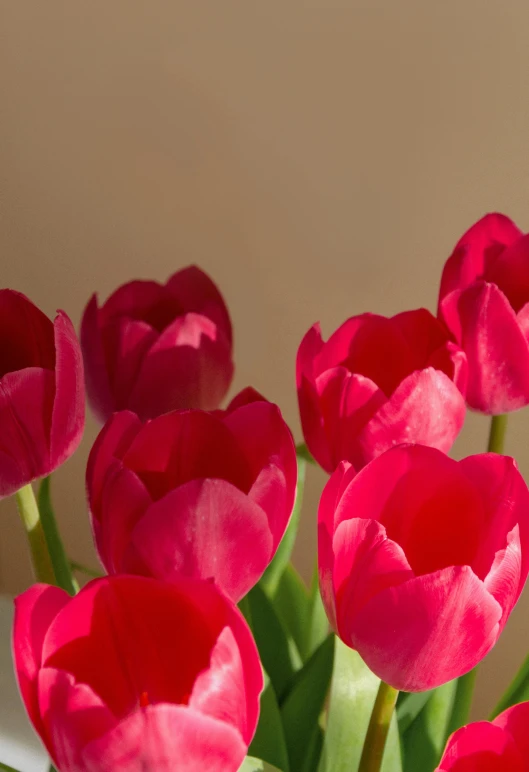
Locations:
303;567;329;661
261;458;306;595
318;638;402;772
249;673;290;772
397;691;433;734
38;477;78;595
402;681;456;772
238;758;283;772
491;651;529;718
281;634;335;772
273;564;309;659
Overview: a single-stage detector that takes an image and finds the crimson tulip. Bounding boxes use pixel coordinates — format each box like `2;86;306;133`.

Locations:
438;212;529;414
297;309;467;473
81;265;233;422
0;290;84;497
436;701;529;771
318;444;529;691
13;575;262;772
86;388;297;602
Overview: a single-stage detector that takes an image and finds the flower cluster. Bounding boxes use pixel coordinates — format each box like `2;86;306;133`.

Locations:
4;215;529;772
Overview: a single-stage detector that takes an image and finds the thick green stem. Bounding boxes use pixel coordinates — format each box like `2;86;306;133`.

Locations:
15;484;56;585
487;413;507;455
38;477;78;595
358;680;399;772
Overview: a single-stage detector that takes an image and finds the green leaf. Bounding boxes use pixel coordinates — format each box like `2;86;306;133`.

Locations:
281;634;335;772
397;691;433;734
0;762;23;772
402;681;456;772
273;564;309;660
242;584;300;701
260;458;306;595
491;651;529;718
303;567;329;661
318;638;402;772
38;476;78;595
249;673;290;772
238;758;283;772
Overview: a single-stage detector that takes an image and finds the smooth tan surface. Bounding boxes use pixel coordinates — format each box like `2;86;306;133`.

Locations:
2;1;529;717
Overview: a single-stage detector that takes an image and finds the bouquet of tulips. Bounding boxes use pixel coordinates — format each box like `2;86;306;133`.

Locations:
3;212;529;772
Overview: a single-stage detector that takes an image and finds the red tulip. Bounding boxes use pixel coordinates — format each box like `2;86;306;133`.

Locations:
87;388;297;602
13;575;262;772
438;212;529;414
436;701;529;771
0;290;84;497
297;309;467;473
318;445;529;691
81;266;233;422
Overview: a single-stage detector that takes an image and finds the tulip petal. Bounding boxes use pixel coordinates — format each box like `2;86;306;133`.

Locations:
438;212;523;302
441;282;529;413
13;584;70;745
50;311;85;467
0;368;55;496
391;308;453;370
99;280;173;326
483;233;529;312
296;324;332;471
493;701;529;761
358;368;466;463
0;290;55;373
80;294;115;423
38;668;117;771
81;705;247;772
101;317;158;408
350;566;502;691
166;265;233;345
128;480;273;602
128;312;233;417
436;721;524;771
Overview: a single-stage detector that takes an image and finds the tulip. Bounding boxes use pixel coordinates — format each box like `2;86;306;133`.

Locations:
86;388;297;602
0;290;84;497
438;212;529;414
436;701;529;771
13;575;262;772
318;444;529;691
297;308;467;473
81;265;233;422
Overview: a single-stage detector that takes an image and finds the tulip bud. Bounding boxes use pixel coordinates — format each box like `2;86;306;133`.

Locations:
0;290;84;497
81;266;233;422
318;445;529;691
438;212;529;414
13;575;263;772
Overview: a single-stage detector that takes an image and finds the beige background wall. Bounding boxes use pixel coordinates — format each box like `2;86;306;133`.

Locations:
1;1;529;716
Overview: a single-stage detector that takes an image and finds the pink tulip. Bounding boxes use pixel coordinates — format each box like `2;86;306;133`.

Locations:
81;266;233;422
0;290;84;497
318;444;529;691
297;309;467;473
438;212;529;414
13;575;262;772
436;701;529;771
87;388;297;602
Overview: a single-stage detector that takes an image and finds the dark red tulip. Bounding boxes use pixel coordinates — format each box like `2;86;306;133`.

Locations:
81;266;233;422
0;290;84;497
319;445;529;691
14;575;262;772
297;308;467;473
86;388;297;602
439;212;529;414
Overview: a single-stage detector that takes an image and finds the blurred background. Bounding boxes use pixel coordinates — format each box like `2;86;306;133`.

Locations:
1;0;529;718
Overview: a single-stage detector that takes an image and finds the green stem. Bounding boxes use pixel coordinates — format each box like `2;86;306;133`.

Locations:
359;680;399;772
15;484;56;585
487;413;507;454
70;560;103;579
295;442;315;464
0;762;23;772
38;477;78;595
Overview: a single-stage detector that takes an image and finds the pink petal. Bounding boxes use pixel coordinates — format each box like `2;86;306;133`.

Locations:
128;313;233;417
349;566;502;691
391;308;454;370
50;311;85;467
493;700;529;761
441;282;529;414
437;721;523;771
99;280;172;326
357;368;466;465
224;387;267;411
0;368;55;495
296;324;332;471
247;464;290;551
80;294;115;423
128;479;273;602
38;668;117;771
122;410;252;500
13;584;70;745
165;265;233;345
484;233;529;312
101;317;158;408
438;213;523;302
0;290;55;373
81;705;247;772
